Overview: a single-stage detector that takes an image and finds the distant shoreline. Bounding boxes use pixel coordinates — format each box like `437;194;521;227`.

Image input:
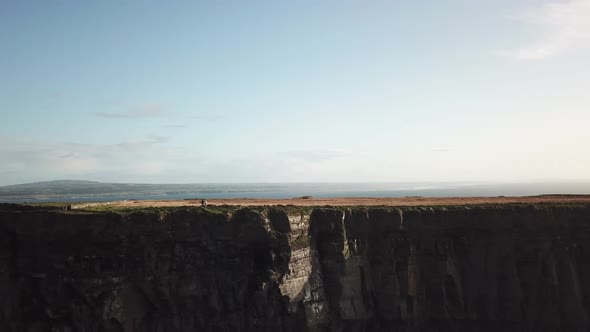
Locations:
64;195;590;208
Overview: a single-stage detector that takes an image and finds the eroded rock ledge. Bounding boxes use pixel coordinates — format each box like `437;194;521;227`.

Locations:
1;203;589;331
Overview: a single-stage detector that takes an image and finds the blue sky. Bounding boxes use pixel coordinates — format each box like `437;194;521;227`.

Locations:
1;0;589;185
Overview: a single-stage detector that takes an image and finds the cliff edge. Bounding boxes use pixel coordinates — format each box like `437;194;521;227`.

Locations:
1;203;589;331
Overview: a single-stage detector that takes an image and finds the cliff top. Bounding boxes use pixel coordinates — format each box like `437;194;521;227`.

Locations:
101;195;590;208
3;195;590;214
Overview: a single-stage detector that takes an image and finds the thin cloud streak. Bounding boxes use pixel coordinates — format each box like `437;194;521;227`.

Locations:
115;135;170;151
431;148;452;153
93;104;225;123
93;103;168;119
502;0;590;60
162;124;187;129
0;135;179;182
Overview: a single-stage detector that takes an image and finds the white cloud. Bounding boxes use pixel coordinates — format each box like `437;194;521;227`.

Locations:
59;155;98;173
503;0;590;60
0;135;188;184
115;135;169;151
135;161;166;175
276;149;349;163
92;102;225;123
93;103;168;119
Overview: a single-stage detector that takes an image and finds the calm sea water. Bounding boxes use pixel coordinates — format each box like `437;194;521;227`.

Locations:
1;182;589;203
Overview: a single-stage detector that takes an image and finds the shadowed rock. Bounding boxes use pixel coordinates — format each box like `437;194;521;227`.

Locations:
0;203;589;331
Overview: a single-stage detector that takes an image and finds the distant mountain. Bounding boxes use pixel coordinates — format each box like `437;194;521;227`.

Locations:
0;180;234;201
1;180;140;196
0;180;303;202
2;180;104;191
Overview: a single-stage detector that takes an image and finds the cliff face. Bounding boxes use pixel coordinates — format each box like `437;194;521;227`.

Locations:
1;204;589;331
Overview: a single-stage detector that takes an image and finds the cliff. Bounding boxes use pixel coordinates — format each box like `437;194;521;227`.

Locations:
1;203;589;331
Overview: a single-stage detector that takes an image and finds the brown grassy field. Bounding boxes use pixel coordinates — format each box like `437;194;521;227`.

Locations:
107;195;590;208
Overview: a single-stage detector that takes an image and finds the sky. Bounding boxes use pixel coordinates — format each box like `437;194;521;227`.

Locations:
1;0;589;185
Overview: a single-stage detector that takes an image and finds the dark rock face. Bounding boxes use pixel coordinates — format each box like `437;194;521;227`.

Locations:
1;204;589;331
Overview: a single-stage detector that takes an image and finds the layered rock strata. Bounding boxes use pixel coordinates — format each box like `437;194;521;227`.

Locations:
1;203;589;331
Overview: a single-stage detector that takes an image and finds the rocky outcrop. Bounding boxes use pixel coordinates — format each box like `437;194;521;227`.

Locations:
0;203;589;331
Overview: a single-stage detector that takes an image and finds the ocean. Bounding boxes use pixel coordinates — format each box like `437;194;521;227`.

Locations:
1;181;590;203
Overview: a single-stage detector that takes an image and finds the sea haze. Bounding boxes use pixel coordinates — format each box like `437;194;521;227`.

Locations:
0;180;589;203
